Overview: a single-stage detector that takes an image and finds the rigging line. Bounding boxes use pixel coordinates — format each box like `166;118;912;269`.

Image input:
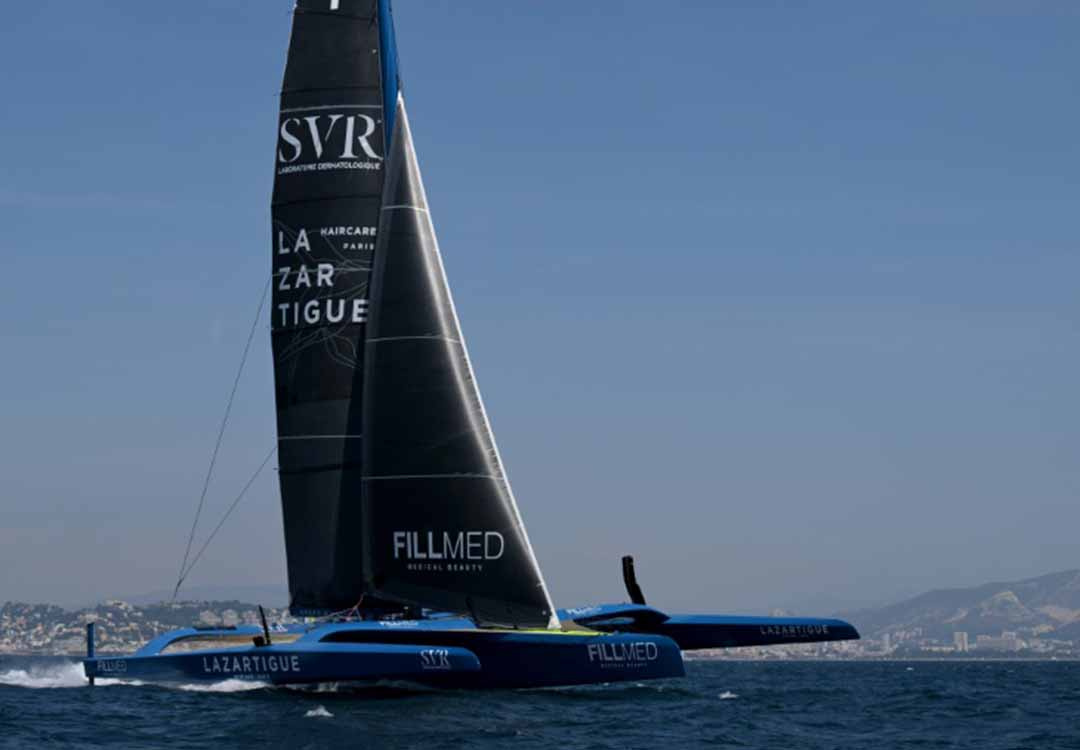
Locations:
172;279;271;603
177;445;278;592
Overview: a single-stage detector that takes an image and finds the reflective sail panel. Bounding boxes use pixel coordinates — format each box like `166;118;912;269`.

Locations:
361;97;559;629
272;0;387;614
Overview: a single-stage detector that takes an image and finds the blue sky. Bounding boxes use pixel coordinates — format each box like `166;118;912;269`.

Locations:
1;0;1077;612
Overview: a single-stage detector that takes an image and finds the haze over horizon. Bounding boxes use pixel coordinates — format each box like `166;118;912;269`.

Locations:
2;1;1077;615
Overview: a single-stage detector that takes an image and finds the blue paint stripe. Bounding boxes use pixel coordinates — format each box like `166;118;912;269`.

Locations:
377;0;400;147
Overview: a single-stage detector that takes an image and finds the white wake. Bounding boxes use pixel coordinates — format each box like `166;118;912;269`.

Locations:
176;679;271;693
0;662;87;689
0;662;276;693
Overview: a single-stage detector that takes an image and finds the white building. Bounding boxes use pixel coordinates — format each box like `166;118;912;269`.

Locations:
975;632;1022;652
953;632;970;652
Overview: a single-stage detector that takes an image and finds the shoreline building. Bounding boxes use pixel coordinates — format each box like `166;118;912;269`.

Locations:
953;632;970;653
975;632;1023;652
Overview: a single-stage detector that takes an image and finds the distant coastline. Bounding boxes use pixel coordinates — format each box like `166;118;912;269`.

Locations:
0;600;291;658
4;568;1079;660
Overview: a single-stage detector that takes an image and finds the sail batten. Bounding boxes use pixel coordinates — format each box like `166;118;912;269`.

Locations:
366;474;502;481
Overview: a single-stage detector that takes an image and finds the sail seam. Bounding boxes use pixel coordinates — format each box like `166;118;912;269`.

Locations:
273;194;383;209
364;474;500;481
280;104;383;113
279;463;363;477
367;336;461;344
271;324;365;336
292;9;375;21
271;268;372;277
278;435;363;440
280;85;381;96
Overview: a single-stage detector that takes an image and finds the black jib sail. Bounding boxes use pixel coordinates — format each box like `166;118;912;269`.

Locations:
361;98;558;629
272;0;557;628
271;0;388;614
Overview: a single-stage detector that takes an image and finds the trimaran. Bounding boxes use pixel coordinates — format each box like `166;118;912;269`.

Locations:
83;0;858;690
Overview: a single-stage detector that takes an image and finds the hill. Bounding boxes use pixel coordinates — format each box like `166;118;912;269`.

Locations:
841;569;1080;641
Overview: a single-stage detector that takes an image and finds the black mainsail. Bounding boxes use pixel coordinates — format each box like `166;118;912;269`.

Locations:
272;0;387;613
272;0;557;628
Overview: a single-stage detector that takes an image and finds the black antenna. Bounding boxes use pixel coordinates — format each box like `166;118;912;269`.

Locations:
622;556;647;605
258;606;273;647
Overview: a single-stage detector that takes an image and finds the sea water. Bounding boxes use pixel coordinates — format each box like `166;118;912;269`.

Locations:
0;656;1076;749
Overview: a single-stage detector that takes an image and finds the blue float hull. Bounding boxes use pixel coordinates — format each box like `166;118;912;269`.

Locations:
559;604;861;650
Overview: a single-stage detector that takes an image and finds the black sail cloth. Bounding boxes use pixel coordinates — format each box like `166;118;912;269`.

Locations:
361;98;557;629
271;0;557;627
271;1;386;614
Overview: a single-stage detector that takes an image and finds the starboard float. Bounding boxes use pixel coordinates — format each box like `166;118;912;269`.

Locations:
84;0;858;690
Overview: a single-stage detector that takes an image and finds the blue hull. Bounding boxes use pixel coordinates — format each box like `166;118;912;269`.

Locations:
83;605;859;689
84;620;685;690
